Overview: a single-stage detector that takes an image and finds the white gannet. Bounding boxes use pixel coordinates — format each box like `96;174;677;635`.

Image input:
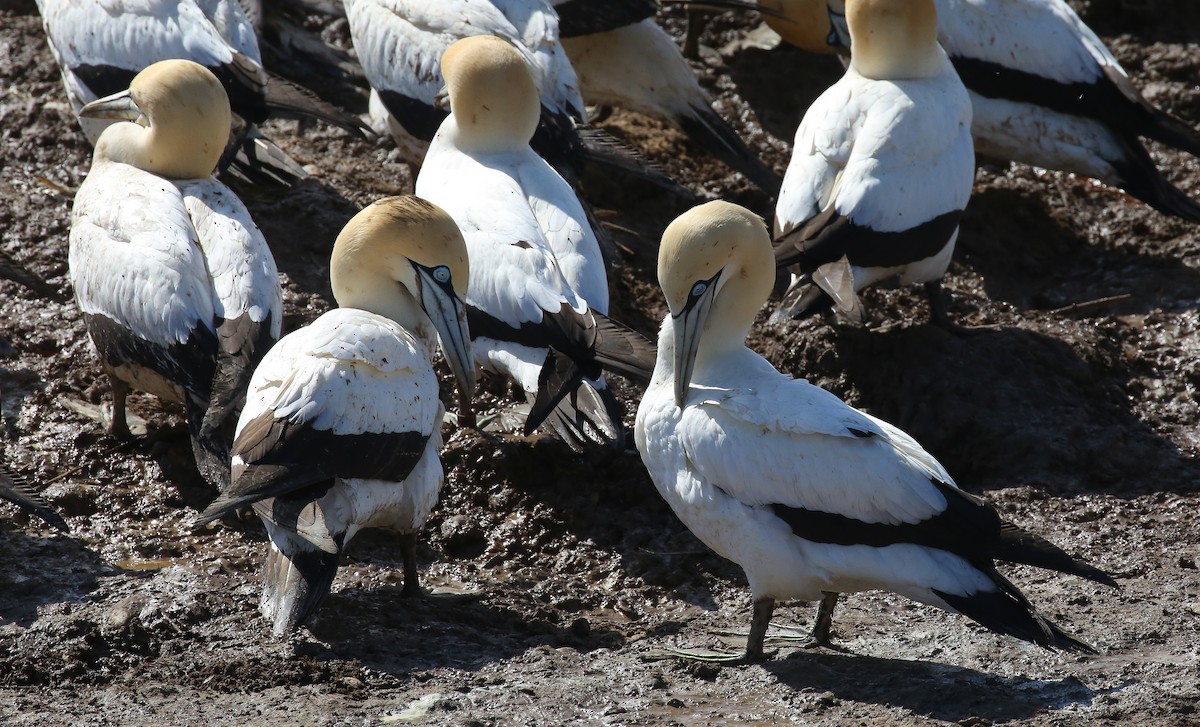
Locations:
417;35;655;449
636;200;1117;662
69;59;282;489
36;0;363;185
195;195;475;637
553;1;782;193
771;0;974;326
710;0;1200;222
343;0;587;173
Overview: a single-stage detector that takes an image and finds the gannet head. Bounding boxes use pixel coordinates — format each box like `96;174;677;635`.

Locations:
81;59;232;179
658;200;774;407
331;195;475;406
842;0;942;80
440;35;540;152
758;0;840;54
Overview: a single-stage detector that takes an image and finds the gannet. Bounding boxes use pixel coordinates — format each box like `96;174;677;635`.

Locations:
195;196;475;637
36;0;363;185
416;35;655;449
69;59;282;489
772;0;974;326
343;0;587;173
636;199;1117;662
552;1;782;192
709;0;1200;222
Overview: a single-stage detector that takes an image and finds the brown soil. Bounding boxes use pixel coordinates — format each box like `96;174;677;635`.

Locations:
3;1;1200;724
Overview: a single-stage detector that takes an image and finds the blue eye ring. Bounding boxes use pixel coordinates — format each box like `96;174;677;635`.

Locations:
432;265;451;284
690;281;708;299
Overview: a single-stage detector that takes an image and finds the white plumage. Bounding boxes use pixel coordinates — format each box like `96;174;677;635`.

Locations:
417;34;654;449
69;59;281;489
754;0;1200;221
773;0;973;325
637;199;1115;661
196;195;475;637
344;0;585;169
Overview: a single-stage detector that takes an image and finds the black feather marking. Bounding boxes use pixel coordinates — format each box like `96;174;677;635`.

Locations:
72;65;138;100
0;251;66;303
847;427;875;438
952;55;1200;158
201;312;276;446
376;89;450;144
770;480;1114;587
774;208;962;271
261;539;342;634
677;102;781;194
263;71;366;135
196;410;429;524
0;461;68;532
555;0;657;37
83;313;217;404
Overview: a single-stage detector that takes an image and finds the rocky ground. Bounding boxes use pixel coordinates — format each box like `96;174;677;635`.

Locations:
2;0;1199;724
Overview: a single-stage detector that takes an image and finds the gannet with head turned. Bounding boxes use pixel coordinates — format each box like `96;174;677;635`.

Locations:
552;0;781;193
69;59;282;489
417;35;655;449
636;200;1116;662
195;196;475;637
772;0;974;326
36;0;363;185
714;0;1200;221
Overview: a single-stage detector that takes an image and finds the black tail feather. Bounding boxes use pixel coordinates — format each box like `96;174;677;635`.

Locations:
0;462;68;532
994;522;1119;588
1113;140;1200;224
679;102;781;194
261;538;341;637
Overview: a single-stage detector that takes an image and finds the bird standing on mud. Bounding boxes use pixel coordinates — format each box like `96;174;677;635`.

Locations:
771;0;974;326
69;59;282;490
711;0;1200;222
636;200;1116;662
195;196;475;638
417;35;656;449
36;0;363;185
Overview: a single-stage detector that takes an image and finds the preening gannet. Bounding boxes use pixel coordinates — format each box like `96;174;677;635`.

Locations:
772;0;974;326
417;35;655;449
69;59;282;489
715;0;1200;222
552;1;781;192
36;0;363;185
636;199;1116;662
195;196;475;637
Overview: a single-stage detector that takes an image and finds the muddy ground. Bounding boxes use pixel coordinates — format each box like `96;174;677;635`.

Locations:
2;0;1200;724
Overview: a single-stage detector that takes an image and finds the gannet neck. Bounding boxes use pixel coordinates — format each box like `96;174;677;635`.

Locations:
440;35;541;153
846;0;943;80
90;59;231;179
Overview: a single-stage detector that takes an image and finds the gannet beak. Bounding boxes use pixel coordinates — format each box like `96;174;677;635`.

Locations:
827;6;850;50
416;265;476;414
79;89;148;126
673;271;721;408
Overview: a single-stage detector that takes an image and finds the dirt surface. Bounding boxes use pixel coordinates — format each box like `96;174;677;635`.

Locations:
2;1;1200;724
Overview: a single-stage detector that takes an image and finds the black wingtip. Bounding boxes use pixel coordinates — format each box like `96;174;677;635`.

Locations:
679;103;781;194
261;540;341;637
0;463;68;532
995;522;1119;589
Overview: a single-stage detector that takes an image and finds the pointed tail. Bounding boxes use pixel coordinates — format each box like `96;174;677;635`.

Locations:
260;530;342;638
678;102;781;194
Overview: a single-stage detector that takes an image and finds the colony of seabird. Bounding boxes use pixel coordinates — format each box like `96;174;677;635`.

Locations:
7;0;1200;677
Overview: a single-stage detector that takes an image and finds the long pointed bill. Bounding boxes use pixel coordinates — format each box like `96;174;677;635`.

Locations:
79;89;147;125
673;279;720;408
417;268;476;416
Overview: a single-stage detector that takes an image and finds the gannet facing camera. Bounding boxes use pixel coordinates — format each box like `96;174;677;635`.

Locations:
636;199;1116;662
69;59;282;490
195;195;474;637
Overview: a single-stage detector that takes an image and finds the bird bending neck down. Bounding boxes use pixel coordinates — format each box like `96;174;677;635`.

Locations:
638;199;1115;663
440;35;542;155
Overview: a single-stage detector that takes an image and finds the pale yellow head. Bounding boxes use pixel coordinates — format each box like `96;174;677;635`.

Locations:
440;35;540;151
658;201;774;405
331;196;475;399
82;59;232;179
845;0;942;80
759;0;837;54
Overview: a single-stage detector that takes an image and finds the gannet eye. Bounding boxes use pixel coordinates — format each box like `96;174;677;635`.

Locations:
690;281;708;300
432;265;451;284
